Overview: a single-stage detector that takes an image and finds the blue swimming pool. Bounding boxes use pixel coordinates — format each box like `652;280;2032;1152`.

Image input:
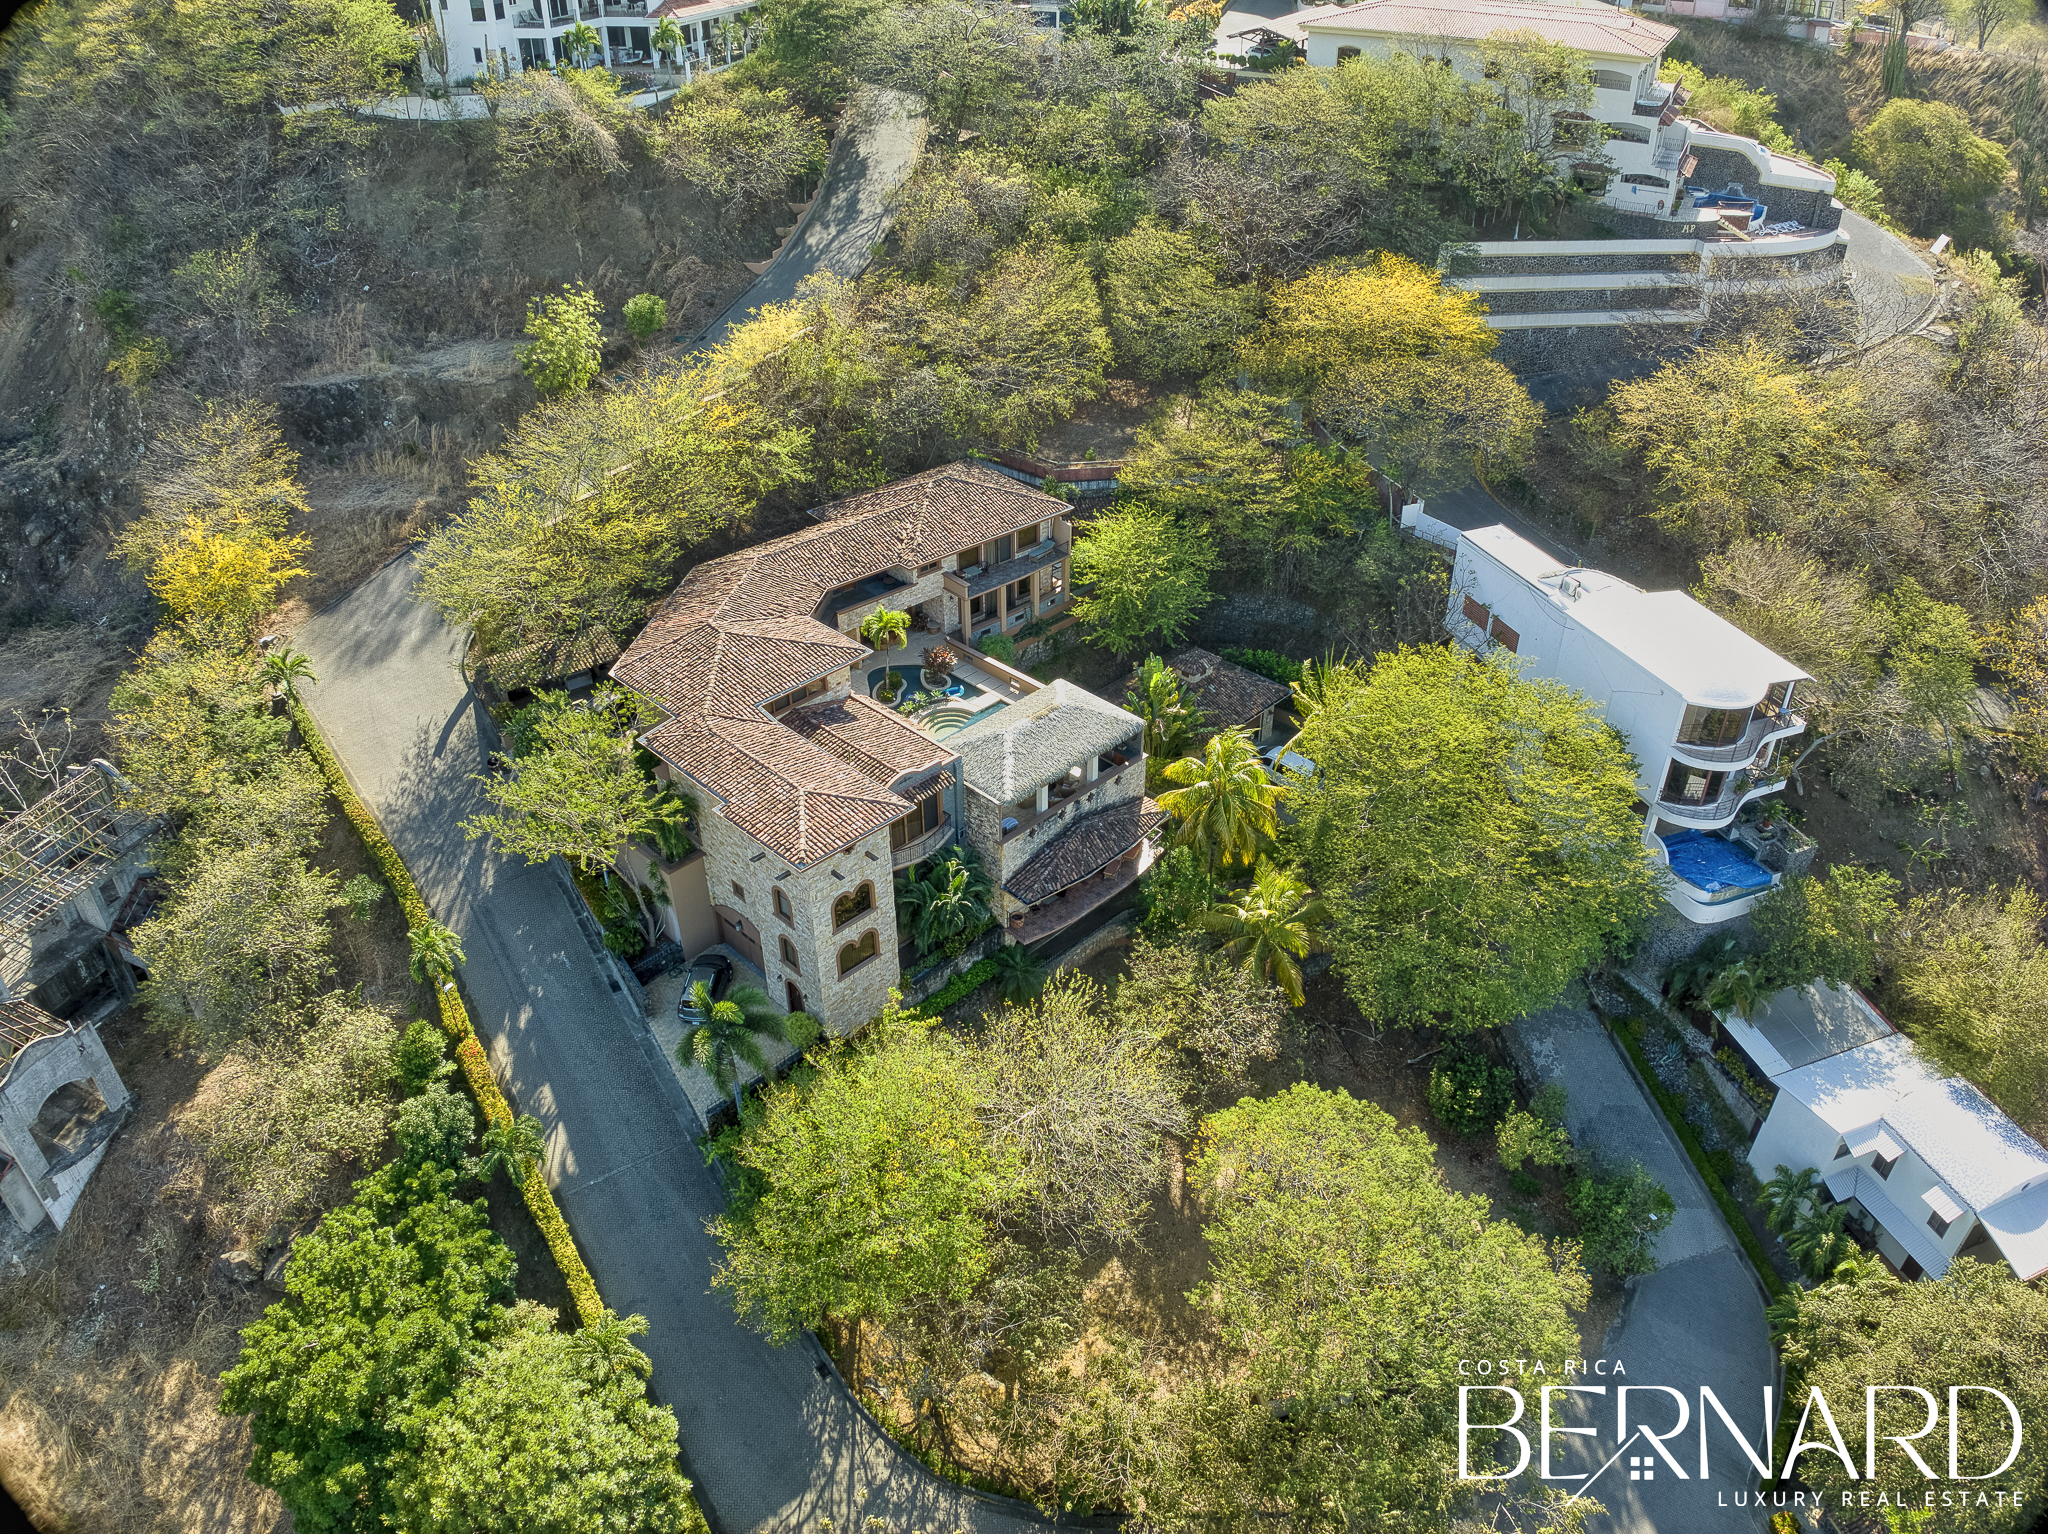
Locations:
867;665;989;706
1662;831;1774;895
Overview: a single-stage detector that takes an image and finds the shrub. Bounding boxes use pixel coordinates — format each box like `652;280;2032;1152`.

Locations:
1220;646;1304;685
782;1011;821;1051
622;291;668;343
516;281;604;396
980;632;1016;663
1426;1042;1516;1137
341;872;386;923
1567;1162;1674;1278
394;1081;477;1170
394;1018;452;1094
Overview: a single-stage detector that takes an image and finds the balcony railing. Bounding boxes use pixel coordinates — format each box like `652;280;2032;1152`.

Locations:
513;9;544;24
890;817;955;870
1657;774;1784;825
1670;709;1805;767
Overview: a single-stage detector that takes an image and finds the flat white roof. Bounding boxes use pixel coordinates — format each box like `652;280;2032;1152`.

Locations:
1462;526;1809;708
1722;981;1893;1077
1292;0;1676;58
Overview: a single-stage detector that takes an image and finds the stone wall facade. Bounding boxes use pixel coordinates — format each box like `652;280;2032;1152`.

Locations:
1686;144;1843;230
1481;285;1700;315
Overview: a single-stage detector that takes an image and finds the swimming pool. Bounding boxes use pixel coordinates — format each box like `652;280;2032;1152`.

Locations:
923;700;1009;740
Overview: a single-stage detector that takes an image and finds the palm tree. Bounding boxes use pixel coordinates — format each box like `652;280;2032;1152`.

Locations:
914;857;993;955
990;942;1048;1003
1759;1164;1821;1237
562;20;601;67
1157;727;1283;873
1705;959;1767;1020
479;1113;548;1184
859;607;911;651
409;920;467;986
571;1308;653;1378
1288;651;1360;727
262;648;318;702
1197;861;1332;1006
1785;1202;1854;1281
649;15;683;72
677;981;789;1121
1126;656;1193;791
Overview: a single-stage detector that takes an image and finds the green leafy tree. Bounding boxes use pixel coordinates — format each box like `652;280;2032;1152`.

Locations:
1116;387;1293;543
1295;646;1662;1032
1116;934;1289;1100
677;981;790;1121
1783;1200;1853;1281
712;1011;1017;1340
1497;1083;1572;1174
659;81;828;217
220;1162;517;1534
394;1017;452;1093
1777;1260;2048;1532
1072;502;1217;653
1135;843;1221;938
1566;1162;1674;1278
1426;1042;1517;1137
1163;1085;1589;1528
409;920;468;986
1157;727;1283;873
1853;98;2011;236
1195;860;1331;1006
517;282;605;397
393;1081;478;1171
463;688;680;872
1100;221;1253;379
1751;865;1900;992
969;975;1187;1248
1704;958;1768;1021
621;292;668;344
341;872;386;924
389;1301;690;1534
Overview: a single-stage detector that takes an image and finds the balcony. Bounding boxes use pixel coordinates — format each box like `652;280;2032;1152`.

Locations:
1657;774;1785;826
1000;756;1141;844
1670;709;1805;767
890;816;955;871
513;8;543;23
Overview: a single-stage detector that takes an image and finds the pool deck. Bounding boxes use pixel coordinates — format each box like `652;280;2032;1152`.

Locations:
861;631;1035;729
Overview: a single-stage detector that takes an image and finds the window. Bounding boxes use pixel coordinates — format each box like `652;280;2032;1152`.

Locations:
955;543;985;571
991;533;1013;565
1927;1208;1953;1238
766;676;829;714
1660;761;1726;807
780;935;800;971
1872;1149;1898;1180
1621;173;1671;189
1677;704;1752;748
833;881;874;931
1592;68;1632;92
1489;618;1520;654
1008;576;1033;608
1832;1139;1851;1160
918;562;940;577
472;0;486;19
1900;1256;1924;1281
1605;121;1651;145
1337;44;1360;60
838;929;879;976
732;882;746;901
1045;562;1065;604
495;0;504;15
474;45;485;60
1461;595;1491;629
773;886;794;922
890;796;941;851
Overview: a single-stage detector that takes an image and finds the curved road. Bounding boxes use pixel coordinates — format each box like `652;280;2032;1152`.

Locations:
296;90;1045;1534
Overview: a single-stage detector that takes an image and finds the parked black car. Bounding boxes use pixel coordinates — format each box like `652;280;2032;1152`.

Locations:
677;954;734;1021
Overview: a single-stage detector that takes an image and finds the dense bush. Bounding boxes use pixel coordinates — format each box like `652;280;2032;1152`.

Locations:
1425;1042;1517;1137
1219;647;1304;685
1566;1162;1675;1278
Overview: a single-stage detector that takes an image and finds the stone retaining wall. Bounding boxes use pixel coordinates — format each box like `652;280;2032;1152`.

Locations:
1481;286;1700;315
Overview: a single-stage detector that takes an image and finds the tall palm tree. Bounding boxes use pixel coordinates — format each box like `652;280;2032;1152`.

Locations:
479;1113;548;1184
650;15;683;71
1197;861;1332;1006
562;20;601;67
571;1308;653;1378
409;920;467;986
1785;1202;1854;1281
914;854;993;955
677;982;788;1120
1705;959;1767;1020
990;942;1048;1003
1126;655;1193;791
1157;727;1282;873
262;648;318;702
859;607;911;651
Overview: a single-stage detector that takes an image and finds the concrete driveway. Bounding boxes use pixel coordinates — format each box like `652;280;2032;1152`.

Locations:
294;556;1046;1534
1838;208;1938;345
1512;1008;1775;1534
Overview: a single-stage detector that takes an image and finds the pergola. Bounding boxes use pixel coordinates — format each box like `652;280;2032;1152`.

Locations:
0;763;150;994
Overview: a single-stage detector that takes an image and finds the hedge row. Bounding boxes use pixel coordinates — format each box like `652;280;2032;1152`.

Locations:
292;697;606;1327
905;954;999;1018
1614;1019;1789;1302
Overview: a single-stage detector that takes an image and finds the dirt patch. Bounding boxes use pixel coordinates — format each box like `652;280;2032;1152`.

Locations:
1789;766;2048;898
1027;375;1162;464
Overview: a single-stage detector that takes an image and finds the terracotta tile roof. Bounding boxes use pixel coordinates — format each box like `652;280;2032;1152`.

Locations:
1127;649;1292;734
787;695;954;786
1005;797;1166;905
1297;0;1676;57
615;463;1071;862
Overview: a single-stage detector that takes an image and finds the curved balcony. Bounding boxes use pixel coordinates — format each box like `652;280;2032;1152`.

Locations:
890;816;954;870
1670;710;1805;768
1657;774;1786;827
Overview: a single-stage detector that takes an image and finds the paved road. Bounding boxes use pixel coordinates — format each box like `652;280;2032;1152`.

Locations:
691;89;926;353
296;556;1044;1534
1838;207;1939;346
1512;1008;1775;1534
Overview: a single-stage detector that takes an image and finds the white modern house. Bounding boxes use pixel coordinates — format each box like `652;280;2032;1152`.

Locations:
1734;983;2048;1282
1224;0;1839;230
422;0;756;80
1444;524;1809;924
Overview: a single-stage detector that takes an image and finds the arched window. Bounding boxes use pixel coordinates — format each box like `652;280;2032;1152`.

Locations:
780;935;801;972
774;886;794;922
833;881;874;931
838;929;879;977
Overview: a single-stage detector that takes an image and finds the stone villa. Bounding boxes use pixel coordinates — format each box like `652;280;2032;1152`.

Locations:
610;463;1164;1034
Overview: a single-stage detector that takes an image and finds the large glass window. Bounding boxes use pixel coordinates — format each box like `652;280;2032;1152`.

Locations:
837;929;879;976
832;881;874;931
890;797;940;851
1676;704;1752;747
1661;761;1726;806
